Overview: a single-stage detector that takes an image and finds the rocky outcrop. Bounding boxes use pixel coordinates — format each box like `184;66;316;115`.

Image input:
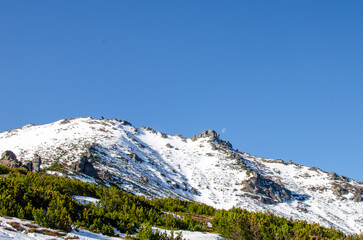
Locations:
141;126;156;134
192;130;220;140
100;170;113;181
240;172;292;204
128;153;143;162
332;186;349;197
73;155;98;179
353;190;362;202
328;172;349;182
32;154;42;173
0;151;42;172
0;151;22;168
23;154;42;173
191;130;232;148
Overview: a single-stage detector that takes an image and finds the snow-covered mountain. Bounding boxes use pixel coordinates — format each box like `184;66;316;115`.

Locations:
0;117;362;234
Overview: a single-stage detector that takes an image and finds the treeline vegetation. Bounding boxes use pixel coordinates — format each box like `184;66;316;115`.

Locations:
0;165;362;239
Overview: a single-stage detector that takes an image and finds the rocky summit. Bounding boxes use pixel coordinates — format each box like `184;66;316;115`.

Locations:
0;117;362;234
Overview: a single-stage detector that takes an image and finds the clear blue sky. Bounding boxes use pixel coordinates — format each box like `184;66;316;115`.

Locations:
1;1;362;181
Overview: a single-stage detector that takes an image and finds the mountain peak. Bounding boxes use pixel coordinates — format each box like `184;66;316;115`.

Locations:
191;129;232;148
0;117;362;234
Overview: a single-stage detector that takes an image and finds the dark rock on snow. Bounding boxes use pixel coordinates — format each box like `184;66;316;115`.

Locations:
73;155;99;179
0;150;22;168
241;171;292;204
0;151;41;172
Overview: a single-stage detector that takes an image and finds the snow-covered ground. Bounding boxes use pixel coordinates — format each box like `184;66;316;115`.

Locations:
0;117;362;234
0;215;223;240
0;215;126;240
73;195;100;205
153;227;223;240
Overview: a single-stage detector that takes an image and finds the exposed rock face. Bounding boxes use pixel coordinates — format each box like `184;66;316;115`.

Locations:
120;120;132;126
1;151;42;172
74;155;98;178
241;172;293;204
191;130;232;148
23;154;42;172
191;187;199;195
353;191;362;202
0;150;22;168
328;172;349;182
100;170;113;181
128;153;143;162
333;186;349;197
141;126;156;134
31;154;42;173
192;130;220;140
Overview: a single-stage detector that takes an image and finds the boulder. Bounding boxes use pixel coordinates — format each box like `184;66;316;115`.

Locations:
0;151;22;168
32;154;42;173
128;153;143;162
353;191;362;202
74;155;99;178
23;154;42;172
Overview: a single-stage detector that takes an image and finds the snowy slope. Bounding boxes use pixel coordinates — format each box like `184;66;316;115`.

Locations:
0;215;126;240
0;215;222;240
0;117;362;234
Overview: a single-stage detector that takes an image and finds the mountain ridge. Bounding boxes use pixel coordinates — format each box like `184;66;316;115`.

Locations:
0;117;362;234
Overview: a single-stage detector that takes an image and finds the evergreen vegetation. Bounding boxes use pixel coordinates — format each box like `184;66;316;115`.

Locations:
0;165;362;239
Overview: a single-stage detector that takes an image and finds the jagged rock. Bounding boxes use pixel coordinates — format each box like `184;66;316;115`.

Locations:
175;134;184;139
100;170;113;181
74;155;99;178
22;155;41;172
128;153;143;162
328;172;348;182
142;126;156;134
23;161;33;172
141;176;149;182
192;130;232;148
191;188;199;195
172;182;180;189
121;120;132;126
0;151;22;168
192;130;219;140
353;191;362;202
332;186;349;197
281;189;290;200
308;167;319;172
241;172;292;204
165;143;172;148
160;133;167;138
32;154;42;173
